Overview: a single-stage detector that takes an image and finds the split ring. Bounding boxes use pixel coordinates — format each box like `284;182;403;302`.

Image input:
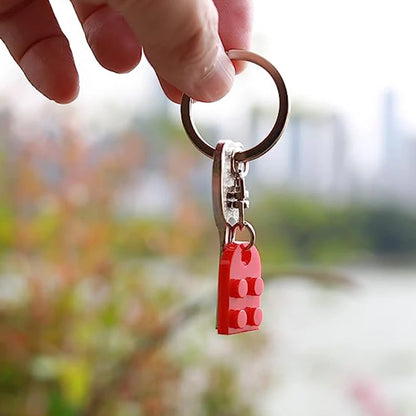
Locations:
181;49;289;163
230;221;256;251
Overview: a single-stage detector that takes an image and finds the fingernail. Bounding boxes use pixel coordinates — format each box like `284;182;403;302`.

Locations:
195;49;235;102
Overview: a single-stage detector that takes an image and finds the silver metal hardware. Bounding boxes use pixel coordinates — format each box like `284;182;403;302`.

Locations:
181;49;289;162
230;221;256;251
181;50;289;256
212;140;244;254
212;140;256;254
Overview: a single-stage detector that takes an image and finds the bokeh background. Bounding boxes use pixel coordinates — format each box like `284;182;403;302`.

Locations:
1;0;416;415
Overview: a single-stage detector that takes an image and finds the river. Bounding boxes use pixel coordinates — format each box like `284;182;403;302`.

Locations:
260;266;416;416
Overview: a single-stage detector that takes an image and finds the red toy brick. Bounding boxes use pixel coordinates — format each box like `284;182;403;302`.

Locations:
217;242;264;335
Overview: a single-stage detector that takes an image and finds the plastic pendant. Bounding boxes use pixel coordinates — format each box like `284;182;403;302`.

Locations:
217;242;264;335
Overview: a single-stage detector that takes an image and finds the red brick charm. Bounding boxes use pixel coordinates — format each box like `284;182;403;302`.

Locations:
217;242;264;335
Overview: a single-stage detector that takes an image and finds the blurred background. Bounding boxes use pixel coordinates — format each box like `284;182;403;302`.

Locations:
1;0;416;415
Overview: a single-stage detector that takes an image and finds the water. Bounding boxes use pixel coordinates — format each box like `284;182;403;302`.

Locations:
260;266;416;416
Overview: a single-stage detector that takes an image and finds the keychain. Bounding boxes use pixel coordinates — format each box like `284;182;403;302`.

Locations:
181;50;289;335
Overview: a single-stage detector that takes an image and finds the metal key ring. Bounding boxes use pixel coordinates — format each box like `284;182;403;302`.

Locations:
181;49;289;163
230;221;256;251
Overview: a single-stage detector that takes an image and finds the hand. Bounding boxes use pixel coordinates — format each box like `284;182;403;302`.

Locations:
0;0;252;104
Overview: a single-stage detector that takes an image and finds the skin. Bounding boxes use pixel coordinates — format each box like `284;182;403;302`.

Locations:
0;0;252;104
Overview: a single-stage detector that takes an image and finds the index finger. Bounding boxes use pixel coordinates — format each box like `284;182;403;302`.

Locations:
0;0;79;103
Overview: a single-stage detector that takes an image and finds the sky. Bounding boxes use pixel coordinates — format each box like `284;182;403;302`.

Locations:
0;0;415;173
257;0;416;114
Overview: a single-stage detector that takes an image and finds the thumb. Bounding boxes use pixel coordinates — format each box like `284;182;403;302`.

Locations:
106;0;235;102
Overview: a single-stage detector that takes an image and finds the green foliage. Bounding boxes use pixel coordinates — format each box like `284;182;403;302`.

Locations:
0;111;263;416
48;389;79;416
253;194;416;265
360;206;416;256
202;366;254;416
